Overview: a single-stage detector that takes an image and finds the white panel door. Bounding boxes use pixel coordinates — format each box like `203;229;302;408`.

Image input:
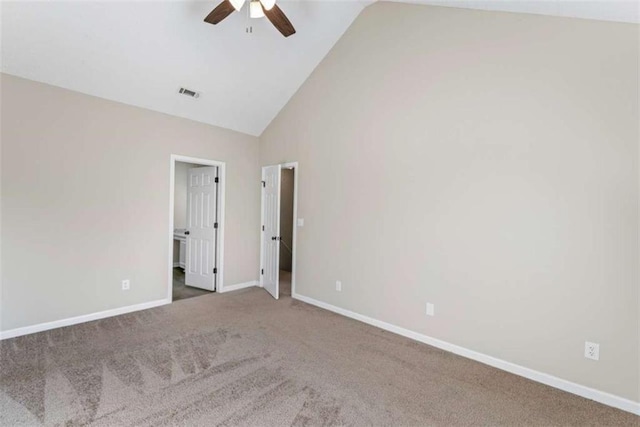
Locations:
186;166;218;291
261;165;281;299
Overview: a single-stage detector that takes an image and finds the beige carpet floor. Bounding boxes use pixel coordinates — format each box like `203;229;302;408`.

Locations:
1;286;637;426
280;270;292;297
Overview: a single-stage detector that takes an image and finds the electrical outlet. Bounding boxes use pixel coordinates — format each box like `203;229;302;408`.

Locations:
122;279;130;291
336;281;342;292
426;302;435;317
584;341;599;361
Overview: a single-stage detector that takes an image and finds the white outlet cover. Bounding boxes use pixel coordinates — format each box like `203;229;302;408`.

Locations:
584;341;600;361
297;218;304;227
122;279;130;290
336;281;342;292
426;303;435;317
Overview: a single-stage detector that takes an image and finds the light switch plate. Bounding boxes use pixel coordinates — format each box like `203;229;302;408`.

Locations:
297;218;304;227
426;303;435;317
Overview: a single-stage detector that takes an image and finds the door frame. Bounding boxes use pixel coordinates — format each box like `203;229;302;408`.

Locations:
168;155;226;300
259;161;298;297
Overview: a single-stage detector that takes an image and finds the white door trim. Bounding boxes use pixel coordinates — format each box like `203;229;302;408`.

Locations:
259;162;298;298
169;155;226;299
259;168;265;288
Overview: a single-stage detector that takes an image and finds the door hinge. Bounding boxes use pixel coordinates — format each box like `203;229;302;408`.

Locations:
214;222;219;229
213;267;217;274
261;180;266;188
261;269;264;275
215;177;219;184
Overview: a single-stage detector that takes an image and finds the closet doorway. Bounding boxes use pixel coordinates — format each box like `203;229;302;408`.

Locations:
168;155;226;302
260;162;298;300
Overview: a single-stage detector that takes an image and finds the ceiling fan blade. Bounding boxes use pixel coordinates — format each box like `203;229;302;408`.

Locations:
263;4;296;37
204;0;236;25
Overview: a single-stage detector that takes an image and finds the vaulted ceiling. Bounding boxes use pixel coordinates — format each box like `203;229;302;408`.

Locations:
2;1;637;136
1;1;368;136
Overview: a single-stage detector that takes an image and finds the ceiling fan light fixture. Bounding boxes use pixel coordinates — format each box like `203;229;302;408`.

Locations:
260;0;276;11
204;0;295;37
249;1;265;18
229;0;245;11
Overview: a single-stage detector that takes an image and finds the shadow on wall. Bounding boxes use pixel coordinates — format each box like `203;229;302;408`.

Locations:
279;168;294;272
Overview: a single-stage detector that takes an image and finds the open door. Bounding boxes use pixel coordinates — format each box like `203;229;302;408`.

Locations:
261;165;281;299
185;166;218;291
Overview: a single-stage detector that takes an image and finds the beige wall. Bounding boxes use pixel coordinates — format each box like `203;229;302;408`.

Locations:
0;74;261;331
260;3;639;402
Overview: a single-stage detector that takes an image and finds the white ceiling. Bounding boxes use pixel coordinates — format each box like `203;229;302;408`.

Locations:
1;0;368;136
2;1;637;136
400;0;639;24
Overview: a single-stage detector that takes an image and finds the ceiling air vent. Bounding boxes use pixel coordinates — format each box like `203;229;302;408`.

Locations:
178;87;200;98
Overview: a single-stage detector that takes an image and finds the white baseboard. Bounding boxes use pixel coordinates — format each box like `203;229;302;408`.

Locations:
1;280;258;339
292;292;640;416
0;298;171;341
220;280;258;293
173;262;180;268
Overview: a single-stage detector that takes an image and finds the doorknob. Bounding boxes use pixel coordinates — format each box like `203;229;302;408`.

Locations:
271;236;276;241
185;231;190;235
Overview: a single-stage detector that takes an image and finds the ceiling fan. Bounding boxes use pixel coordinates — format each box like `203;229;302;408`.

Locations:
204;0;296;37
